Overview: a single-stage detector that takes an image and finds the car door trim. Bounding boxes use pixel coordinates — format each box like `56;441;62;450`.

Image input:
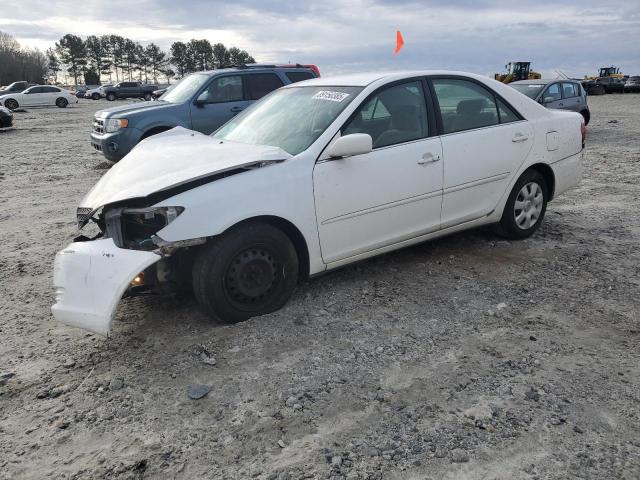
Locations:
321;188;442;225
443;172;510;195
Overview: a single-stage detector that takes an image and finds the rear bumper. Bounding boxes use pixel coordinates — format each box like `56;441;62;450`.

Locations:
551;151;583;198
52;238;161;336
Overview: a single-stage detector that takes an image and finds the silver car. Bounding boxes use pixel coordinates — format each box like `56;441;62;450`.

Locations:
510;79;590;124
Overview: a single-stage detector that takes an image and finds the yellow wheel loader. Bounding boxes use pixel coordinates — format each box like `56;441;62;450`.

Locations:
494;62;542;84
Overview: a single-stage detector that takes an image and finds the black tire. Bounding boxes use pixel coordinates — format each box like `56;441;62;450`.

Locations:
580;109;590;125
143;92;152;101
92;93;100;100
56;97;68;108
495;169;548;240
106;93;116;101
5;99;18;110
192;223;299;323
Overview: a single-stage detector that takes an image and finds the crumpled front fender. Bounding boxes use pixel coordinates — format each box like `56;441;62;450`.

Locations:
52;238;161;336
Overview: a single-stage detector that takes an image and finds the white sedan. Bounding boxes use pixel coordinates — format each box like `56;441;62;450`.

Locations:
52;70;584;335
0;85;77;109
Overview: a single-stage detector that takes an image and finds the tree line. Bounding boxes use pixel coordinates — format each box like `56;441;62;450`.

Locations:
51;33;256;86
0;31;48;87
0;30;256;87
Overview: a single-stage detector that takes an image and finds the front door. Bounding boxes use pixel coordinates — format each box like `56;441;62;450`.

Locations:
313;80;443;264
190;75;251;134
21;87;44;106
430;77;534;227
541;82;564;110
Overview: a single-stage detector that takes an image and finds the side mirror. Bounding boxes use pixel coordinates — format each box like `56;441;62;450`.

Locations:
194;92;208;108
327;133;373;158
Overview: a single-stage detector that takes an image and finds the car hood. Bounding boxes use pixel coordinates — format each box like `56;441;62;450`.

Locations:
95;100;177;118
79;127;292;211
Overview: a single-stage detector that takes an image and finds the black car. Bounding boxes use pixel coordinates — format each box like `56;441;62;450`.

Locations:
0;105;13;128
624;76;640;93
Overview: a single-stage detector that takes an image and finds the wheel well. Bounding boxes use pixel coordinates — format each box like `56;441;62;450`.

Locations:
141;126;173;140
227;216;310;279
527;163;556;200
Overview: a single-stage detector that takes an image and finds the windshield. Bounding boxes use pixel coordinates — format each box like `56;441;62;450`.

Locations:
511;83;545;99
213;86;363;155
161;74;207;103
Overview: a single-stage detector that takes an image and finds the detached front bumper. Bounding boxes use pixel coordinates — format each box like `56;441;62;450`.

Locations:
52;238;161;336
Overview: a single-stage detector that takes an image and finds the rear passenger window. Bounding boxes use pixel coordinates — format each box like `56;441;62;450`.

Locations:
245;73;284;100
343;81;428;149
497;98;520;124
432;79;499;134
285;71;314;83
562;82;578;98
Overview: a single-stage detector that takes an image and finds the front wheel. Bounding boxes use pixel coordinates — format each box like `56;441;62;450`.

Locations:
5;99;19;110
92;93;100;100
192;223;299;323
580;109;590;125
495;170;548;239
143;92;152;101
56;97;68;108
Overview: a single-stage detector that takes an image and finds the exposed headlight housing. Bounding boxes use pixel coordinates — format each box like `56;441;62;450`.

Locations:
105;118;129;133
105;206;184;250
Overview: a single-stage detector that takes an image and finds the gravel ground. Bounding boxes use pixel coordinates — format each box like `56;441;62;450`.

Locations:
1;95;639;480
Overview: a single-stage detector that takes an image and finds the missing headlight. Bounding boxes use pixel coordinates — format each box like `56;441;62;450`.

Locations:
104;206;184;250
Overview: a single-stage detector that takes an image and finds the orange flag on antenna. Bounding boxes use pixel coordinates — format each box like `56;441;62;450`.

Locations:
395;30;404;55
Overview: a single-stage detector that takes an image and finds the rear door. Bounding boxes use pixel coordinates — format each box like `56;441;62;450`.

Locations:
430;76;533;228
190;74;250;134
42;86;61;105
560;82;582;112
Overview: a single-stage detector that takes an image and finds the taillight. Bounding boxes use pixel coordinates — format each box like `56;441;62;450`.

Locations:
303;64;321;77
580;122;586;148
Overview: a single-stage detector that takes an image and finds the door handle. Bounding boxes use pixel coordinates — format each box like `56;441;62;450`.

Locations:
230;106;244;113
417;153;441;165
512;133;529;143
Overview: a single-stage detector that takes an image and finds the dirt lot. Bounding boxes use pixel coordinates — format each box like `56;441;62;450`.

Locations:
1;95;639;480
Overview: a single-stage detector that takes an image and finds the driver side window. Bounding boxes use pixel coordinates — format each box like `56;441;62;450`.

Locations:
201;75;243;104
343;81;428;149
542;83;561;103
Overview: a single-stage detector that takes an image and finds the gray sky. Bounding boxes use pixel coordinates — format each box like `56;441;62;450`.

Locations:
2;0;639;78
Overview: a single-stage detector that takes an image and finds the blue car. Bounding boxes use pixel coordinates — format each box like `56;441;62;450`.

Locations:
90;64;320;162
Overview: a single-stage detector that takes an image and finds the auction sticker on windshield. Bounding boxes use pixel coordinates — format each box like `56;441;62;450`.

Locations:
312;91;350;102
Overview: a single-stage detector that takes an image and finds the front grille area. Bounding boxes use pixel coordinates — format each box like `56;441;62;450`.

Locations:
92;143;102;152
92;117;104;134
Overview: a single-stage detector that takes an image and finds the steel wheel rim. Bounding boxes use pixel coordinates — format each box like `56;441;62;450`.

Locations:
224;247;280;307
514;182;543;230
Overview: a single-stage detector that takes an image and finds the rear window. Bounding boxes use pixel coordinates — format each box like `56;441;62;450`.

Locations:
245;73;284;100
285;71;315;83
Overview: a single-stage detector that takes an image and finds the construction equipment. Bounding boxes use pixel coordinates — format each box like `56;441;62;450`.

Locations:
494;62;542;84
598;66;624;79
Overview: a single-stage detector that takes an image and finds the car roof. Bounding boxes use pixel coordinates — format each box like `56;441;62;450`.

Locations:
196;65;317;76
511;79;579;85
286;70;500;87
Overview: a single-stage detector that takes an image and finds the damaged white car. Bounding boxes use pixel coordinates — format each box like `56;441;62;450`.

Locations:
52;71;584;335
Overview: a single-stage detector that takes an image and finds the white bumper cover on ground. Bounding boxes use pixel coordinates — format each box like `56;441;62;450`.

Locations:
52;238;161;336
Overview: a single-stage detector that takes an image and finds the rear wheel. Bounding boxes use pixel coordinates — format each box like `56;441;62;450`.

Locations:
143;92;152;101
192;223;299;323
5;99;18;110
106;93;116;101
56;97;68;108
495;170;548;240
